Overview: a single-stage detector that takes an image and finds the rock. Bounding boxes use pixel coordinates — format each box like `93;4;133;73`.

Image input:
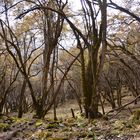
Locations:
28;121;35;126
0;130;18;140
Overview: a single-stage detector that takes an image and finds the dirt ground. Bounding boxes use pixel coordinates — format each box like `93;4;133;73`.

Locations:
0;94;140;140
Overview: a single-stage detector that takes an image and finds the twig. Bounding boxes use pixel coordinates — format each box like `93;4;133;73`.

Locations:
107;94;140;119
71;108;75;119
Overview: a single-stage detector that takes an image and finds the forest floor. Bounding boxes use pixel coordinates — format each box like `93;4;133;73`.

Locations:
0;96;140;140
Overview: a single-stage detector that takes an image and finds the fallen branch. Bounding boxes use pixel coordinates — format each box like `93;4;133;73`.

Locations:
107;94;140;119
71;108;75;119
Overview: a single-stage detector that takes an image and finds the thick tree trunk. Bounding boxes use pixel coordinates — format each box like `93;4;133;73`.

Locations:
83;52;100;119
0;99;5;114
0;91;8;114
34;104;45;119
83;60;92;118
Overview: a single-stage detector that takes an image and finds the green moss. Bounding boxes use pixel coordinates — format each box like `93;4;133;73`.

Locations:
0;123;10;131
132;109;140;123
35;119;43;127
111;129;120;135
32;130;52;139
10;116;29;124
46;122;59;129
87;131;96;139
113;120;125;130
38;131;52;139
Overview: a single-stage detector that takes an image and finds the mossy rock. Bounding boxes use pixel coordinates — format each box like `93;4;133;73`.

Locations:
77;132;88;138
10;117;20;122
46;122;59;129
132;109;140;123
61;127;69;132
10;116;29;124
111;129;120;135
35;119;43;127
113;120;125;130
65;118;75;123
125;122;133;129
0;123;10;131
32;129;52;139
0;115;9;121
0;116;14;124
87;132;96;139
91;119;98;125
38;131;52;139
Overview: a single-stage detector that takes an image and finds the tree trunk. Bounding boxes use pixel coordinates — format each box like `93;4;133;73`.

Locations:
18;79;26;118
84;50;100;119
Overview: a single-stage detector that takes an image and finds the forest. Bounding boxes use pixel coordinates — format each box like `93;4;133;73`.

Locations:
0;0;140;139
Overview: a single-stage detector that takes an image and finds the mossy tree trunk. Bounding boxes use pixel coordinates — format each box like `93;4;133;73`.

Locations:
84;48;100;119
79;0;107;119
18;79;26;118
